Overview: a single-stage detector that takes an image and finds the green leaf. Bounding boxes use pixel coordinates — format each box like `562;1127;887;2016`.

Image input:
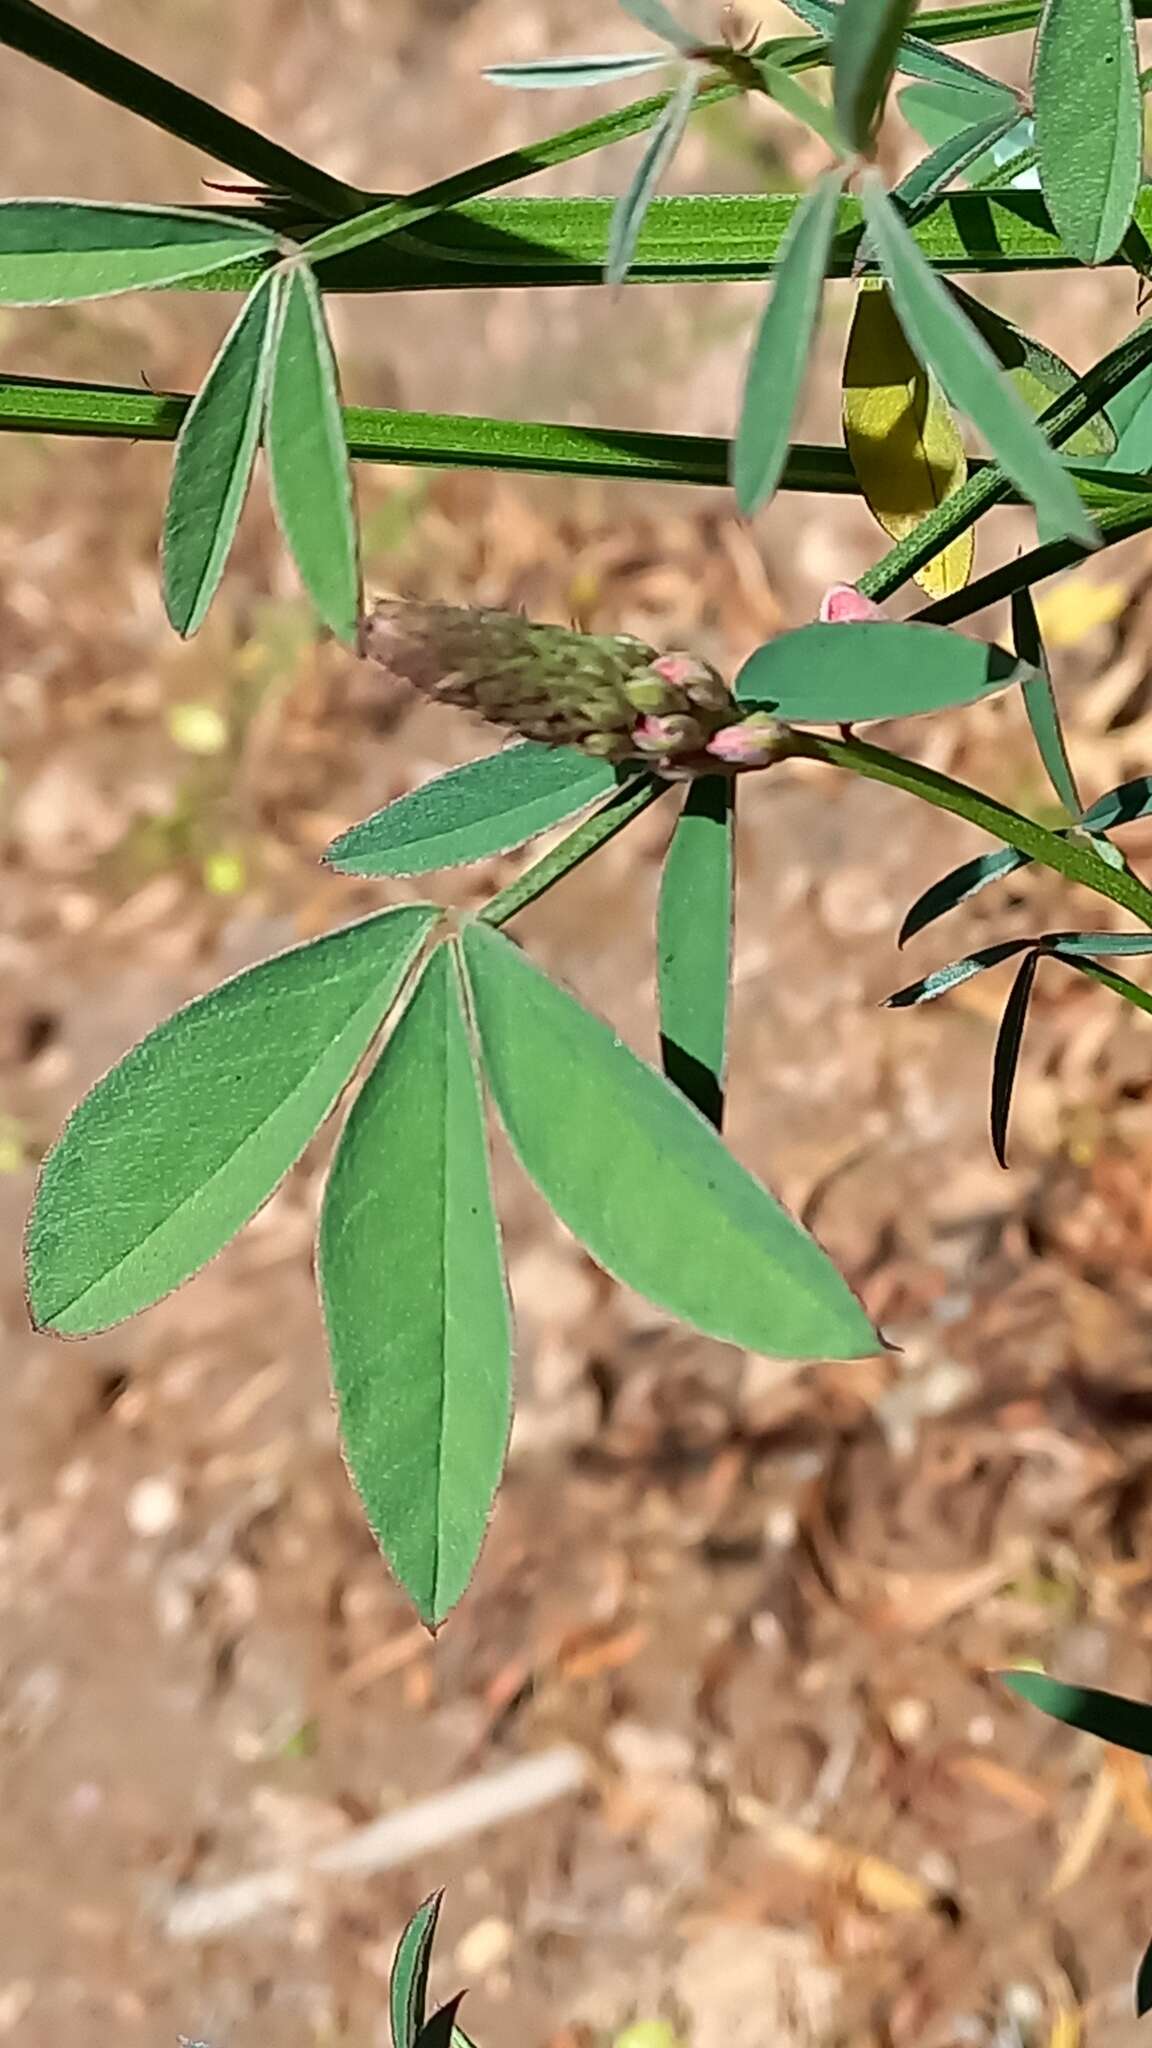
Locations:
899;845;1034;945
732;169;845;516
885;937;1036;1008
1064;954;1152;1016
1034;0;1142;265
895;107;1024;226
319;945;512;1628
1011;586;1082;817
265;260;361;643
842;280;972;600
831;0;917;149
657;777;733;1128
782;0;1006;94
1083;775;1152;828
390;1893;443;2048
1105;323;1152;470
414;1997;469;2048
325;745;620;878
948;286;1116;460
861;175;1098;545
1049;930;1152;956
617;0;697;50
606;70;697;285
899;80;1024;147
27;905;437;1335
990;948;1038;1165
460;920;879;1361
0;199;278;305
1137;1936;1152;2020
751;60;845;152
734;619;1027;723
1002;1669;1152;1755
162;273;280;638
485;53;670;89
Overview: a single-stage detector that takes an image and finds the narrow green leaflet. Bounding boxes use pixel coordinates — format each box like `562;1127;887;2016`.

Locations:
895;108;1024;227
0;199;279;305
1106;323;1152;471
391;1894;443;2048
162;272;280;638
26;905;437;1335
1084;775;1152;828
886;937;1037;1007
899;80;1023;146
606;70;697;286
990;947;1038;1165
414;1998;469;2048
319;945;512;1629
485;53;670;89
1065;955;1152;1017
1138;1938;1152;2021
265;261;360;643
752;60;845;152
617;0;696;51
657;777;734;1128
861;176;1098;545
949;286;1116;460
1033;0;1142;265
732;169;845;516
1003;1670;1152;1755
325;746;619;878
460;920;879;1360
782;0;1006;93
1011;586;1082;817
734;620;1027;723
1050;930;1152;956
831;0;917;149
899;845;1034;945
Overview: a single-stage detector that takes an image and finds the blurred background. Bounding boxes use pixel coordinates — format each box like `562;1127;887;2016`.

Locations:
6;3;1152;2043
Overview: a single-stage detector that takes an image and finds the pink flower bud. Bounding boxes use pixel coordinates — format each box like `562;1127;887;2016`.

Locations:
818;584;885;625
705;714;788;767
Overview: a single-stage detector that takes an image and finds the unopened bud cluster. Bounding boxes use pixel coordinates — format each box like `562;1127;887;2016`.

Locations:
359;598;792;776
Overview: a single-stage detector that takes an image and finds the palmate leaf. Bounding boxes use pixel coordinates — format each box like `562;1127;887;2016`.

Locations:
320;945;512;1630
842;280;972;601
485;53;670;89
732;169;846;516
734;619;1028;723
830;0;917;149
162;270;282;637
265;260;361;643
0;199;279;304
606;70;697;286
460;920;878;1361
1033;0;1142;265
751;60;845;152
657;777;734;1128
861;175;1098;546
26;905;437;1335
325;745;621;878
990;947;1038;1164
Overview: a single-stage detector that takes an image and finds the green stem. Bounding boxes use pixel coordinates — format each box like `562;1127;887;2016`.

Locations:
859;318;1152;603
481;777;666;929
0;0;365;217
791;732;1152;928
916;483;1152;623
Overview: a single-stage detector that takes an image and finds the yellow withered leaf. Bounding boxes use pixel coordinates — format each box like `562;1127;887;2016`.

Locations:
843;278;973;601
